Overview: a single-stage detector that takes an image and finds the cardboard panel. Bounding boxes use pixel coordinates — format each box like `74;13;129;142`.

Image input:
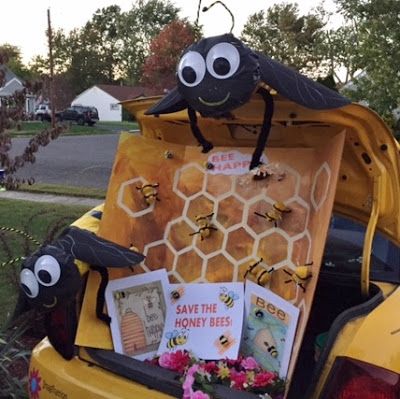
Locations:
76;131;345;385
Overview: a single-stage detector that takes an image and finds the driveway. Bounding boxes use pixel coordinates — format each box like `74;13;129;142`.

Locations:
10;134;121;189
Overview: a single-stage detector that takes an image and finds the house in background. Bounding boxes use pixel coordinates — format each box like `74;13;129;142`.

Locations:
71;84;157;122
0;65;35;113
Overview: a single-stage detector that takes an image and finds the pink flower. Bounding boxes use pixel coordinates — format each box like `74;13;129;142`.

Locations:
253;371;276;387
230;370;248;390
191;391;210;399
183;364;200;399
158;350;190;373
203;361;217;374
241;356;259;371
182;374;195;399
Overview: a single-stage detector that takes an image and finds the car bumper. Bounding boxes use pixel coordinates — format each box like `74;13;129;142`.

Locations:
28;338;174;399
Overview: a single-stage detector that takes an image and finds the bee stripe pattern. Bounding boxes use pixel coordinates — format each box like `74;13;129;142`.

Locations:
1;256;25;268
0;226;41;246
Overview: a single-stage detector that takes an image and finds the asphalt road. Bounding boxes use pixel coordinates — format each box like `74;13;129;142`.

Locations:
10;134;122;189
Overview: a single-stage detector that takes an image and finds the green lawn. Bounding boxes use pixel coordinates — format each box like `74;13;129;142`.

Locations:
19;183;107;199
7;120;139;137
0;199;91;328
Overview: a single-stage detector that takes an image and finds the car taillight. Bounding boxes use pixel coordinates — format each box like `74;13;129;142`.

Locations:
321;357;400;399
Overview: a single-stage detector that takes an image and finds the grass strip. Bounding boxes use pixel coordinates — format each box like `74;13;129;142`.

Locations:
18;183;106;199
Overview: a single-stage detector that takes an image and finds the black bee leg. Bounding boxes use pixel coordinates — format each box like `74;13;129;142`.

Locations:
91;265;112;325
250;88;274;170
188;106;213;153
299;283;306;293
254;211;267;219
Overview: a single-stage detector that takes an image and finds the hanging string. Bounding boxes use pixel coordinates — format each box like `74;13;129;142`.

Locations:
1;256;26;268
195;0;203;28
0;226;41;246
202;1;235;33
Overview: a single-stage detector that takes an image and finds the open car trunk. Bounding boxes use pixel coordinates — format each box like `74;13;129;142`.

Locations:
73;94;399;398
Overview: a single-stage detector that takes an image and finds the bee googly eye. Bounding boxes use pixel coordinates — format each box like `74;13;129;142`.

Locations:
34;255;61;287
20;269;39;298
254;308;264;318
178;51;206;87
206;42;240;79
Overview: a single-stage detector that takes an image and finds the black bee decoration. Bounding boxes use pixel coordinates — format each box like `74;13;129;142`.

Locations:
145;33;350;171
19;224;145;359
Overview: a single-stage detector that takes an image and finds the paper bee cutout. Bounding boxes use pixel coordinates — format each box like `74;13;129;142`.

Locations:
146;33;350;171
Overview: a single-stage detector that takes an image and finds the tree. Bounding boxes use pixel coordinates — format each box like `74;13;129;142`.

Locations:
335;0;400;125
0;50;63;190
30;0;179;96
240;3;328;77
0;44;33;81
119;0;180;84
141;20;198;92
323;25;363;88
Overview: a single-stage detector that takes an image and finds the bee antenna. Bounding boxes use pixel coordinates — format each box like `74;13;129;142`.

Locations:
201;1;235;33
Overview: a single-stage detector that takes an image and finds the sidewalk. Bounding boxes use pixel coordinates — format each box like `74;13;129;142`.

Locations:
0;190;103;207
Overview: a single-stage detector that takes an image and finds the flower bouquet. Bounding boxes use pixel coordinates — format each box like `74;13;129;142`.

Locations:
148;350;285;399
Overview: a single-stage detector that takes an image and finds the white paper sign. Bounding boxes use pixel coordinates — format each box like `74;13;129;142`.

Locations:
207;151;268;175
105;269;170;361
241;280;300;378
158;282;244;359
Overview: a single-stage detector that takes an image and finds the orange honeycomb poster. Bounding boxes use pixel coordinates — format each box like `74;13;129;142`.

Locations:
77;131;345;381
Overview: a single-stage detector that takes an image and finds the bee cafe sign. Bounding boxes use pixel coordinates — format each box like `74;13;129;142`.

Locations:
158;282;244;359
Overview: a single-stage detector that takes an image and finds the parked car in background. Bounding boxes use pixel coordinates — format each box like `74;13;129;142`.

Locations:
56;105;99;126
34;104;51;121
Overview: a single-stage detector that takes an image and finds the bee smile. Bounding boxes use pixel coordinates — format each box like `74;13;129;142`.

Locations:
43;297;58;308
198;92;230;107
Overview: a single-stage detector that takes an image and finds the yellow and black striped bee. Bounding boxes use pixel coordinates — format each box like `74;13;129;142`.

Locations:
165;329;189;350
189;212;217;240
253;308;279;358
170;286;185;304
114;290;126;301
254;201;291;227
283;262;313;292
136;183;160;206
219;287;239;309
219;334;230;347
244;258;275;286
214;330;236;355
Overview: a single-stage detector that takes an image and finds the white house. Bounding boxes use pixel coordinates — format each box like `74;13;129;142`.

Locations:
0;65;36;113
71;84;155;121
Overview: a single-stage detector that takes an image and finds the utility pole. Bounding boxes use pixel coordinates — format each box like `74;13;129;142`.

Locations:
47;8;56;128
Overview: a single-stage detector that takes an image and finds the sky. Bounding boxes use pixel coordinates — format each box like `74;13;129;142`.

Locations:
1;0;338;64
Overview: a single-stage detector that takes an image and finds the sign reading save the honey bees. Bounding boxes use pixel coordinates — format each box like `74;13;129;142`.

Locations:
158;282;244;360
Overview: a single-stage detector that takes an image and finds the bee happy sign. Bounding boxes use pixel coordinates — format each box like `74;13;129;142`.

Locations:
158;282;244;359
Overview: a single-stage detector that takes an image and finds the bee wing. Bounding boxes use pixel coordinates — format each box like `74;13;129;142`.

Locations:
165;332;173;339
257;52;350;110
56;227;145;268
144;87;188;115
44;300;77;360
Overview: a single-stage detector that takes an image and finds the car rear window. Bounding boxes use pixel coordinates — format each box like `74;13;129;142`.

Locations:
322;215;400;283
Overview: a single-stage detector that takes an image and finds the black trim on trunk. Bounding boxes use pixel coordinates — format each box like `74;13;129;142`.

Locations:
304;283;384;398
85;348;260;399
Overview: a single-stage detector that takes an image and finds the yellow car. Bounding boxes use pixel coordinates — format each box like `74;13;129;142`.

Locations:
27;92;400;399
